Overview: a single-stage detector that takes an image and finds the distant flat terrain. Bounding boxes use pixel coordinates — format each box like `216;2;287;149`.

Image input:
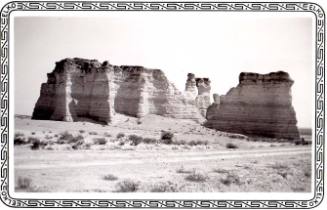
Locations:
14;115;312;193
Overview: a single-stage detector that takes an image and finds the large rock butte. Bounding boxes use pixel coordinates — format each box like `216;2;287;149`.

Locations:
205;71;300;140
32;58;204;123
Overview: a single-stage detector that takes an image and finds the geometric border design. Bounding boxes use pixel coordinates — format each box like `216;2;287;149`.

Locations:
0;1;325;208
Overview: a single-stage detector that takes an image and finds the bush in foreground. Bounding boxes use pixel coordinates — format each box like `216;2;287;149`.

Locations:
29;137;47;150
14;132;26;145
115;179;139;192
226;143;238;149
161;131;174;144
57;132;84;144
185;171;208;182
150;181;178;192
220;174;241;186
93;137;107;145
16;177;32;189
129;135;143;146
116;133;125;139
103;174;118;181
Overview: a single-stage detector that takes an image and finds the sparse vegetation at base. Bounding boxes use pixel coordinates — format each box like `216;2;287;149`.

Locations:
116;133;125;139
93;137;107;145
16;176;32;190
103;174;118;181
129;135;143;146
89;131;98;135
14;132;26;145
115;179;139;192
104;132;111;137
29;137;47;150
142;138;157;144
57;132;84;144
161;131;174;144
185;170;208;182
150;181;178;192
220;173;241;186
226;143;238;149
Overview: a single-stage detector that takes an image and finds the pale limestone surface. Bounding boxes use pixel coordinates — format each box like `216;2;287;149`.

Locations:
205;71;300;140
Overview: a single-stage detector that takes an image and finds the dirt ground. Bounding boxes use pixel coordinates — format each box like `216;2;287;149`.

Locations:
14;115;312;193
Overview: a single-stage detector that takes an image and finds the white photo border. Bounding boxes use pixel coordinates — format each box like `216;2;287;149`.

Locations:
0;1;325;208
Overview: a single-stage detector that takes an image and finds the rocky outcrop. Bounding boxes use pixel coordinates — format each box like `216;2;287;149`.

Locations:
185;74;211;117
185;73;198;100
32;58;204;123
205;71;300;140
195;78;211;117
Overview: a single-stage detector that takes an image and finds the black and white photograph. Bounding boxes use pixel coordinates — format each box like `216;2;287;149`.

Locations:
0;0;325;209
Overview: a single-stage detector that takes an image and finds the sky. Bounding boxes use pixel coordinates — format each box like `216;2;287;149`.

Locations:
14;12;314;128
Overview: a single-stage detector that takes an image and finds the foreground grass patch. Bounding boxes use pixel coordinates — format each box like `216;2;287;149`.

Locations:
115;179;139;192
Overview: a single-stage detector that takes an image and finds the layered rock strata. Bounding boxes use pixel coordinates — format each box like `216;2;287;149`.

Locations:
185;74;211;117
32;58;204;123
195;78;211;117
205;71;300;140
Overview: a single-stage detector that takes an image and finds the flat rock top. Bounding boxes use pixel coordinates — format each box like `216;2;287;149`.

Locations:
239;71;293;85
53;57;163;76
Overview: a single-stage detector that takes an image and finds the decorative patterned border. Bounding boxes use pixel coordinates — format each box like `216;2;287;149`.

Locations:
0;1;325;208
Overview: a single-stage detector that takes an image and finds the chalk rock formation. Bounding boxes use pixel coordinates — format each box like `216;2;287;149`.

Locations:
32;58;204;123
185;73;198;100
195;78;211;117
205;71;300;140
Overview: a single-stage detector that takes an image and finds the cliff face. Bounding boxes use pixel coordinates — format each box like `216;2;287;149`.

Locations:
205;71;300;140
32;58;203;123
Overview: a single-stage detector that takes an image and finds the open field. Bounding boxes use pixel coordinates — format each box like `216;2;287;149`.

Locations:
14;115;312;192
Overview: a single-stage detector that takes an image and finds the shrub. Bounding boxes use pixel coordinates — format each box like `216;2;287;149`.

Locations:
58;131;74;143
173;140;186;145
161;131;174;144
103;174;118;181
150;181;178;192
117;133;125;139
31;132;36;135
89;131;98;135
115;179;139;192
220;174;241;186
226;143;238;149
79;130;85;134
29;137;46;150
143;138;157;144
72;140;84;150
294;138;310;145
129;135;143;146
16;177;32;189
104;132;111;137
304;170;311;178
185;171;208;182
58;132;84;144
14;132;26;145
93;137;107;145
